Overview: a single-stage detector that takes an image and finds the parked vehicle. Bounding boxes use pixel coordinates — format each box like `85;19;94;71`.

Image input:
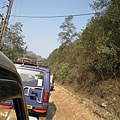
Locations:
14;58;50;119
0;52;29;120
50;74;54;91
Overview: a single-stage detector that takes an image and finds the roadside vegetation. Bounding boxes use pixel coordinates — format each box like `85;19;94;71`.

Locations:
43;0;120;119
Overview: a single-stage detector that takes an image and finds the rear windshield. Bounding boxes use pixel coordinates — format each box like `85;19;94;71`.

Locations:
16;68;44;87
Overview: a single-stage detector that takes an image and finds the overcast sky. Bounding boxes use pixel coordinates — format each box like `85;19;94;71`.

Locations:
1;0;95;58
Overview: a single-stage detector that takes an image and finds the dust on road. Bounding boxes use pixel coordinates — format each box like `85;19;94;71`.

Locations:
48;84;103;120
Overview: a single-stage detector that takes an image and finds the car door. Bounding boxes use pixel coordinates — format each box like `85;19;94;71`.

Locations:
0;51;29;120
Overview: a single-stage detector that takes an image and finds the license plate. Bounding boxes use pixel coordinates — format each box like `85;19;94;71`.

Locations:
27;105;32;109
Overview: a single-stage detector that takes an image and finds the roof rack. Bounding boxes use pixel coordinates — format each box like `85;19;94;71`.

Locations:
13;58;39;66
13;57;48;68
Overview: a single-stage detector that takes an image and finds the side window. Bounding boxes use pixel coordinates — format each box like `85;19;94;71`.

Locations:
17;67;44;87
37;74;44;87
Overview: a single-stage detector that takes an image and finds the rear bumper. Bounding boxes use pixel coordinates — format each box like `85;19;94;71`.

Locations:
0;103;47;114
33;108;46;113
0;104;12;109
28;104;48;114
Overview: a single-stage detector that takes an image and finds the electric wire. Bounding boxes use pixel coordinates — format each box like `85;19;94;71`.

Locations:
10;10;120;19
0;0;7;6
0;0;7;9
13;0;17;23
0;5;7;9
0;0;5;4
10;13;96;19
18;0;23;21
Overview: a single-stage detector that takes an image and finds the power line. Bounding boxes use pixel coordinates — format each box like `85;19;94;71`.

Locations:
10;13;95;19
10;10;120;19
0;0;8;9
0;0;5;4
18;0;23;21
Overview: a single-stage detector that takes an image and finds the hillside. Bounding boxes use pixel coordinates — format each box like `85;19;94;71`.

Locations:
26;51;44;61
44;0;120;119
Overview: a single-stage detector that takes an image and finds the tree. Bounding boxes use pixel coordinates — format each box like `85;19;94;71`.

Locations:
90;0;111;12
58;15;78;45
89;0;120;75
1;22;27;60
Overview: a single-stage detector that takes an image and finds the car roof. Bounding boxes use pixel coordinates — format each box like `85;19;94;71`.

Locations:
14;63;50;73
13;57;50;72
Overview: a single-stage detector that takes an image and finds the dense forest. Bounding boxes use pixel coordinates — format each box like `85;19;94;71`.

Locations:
43;0;120;119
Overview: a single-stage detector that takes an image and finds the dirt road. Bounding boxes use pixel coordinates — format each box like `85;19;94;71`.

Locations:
47;84;102;120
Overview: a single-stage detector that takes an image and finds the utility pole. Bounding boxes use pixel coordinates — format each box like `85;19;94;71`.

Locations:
0;0;14;49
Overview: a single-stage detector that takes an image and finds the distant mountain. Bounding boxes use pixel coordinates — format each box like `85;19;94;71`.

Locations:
26;51;44;61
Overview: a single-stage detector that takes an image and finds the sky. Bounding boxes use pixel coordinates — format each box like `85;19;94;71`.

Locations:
0;0;95;58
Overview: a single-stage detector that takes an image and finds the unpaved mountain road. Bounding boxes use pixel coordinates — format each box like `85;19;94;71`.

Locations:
47;84;103;120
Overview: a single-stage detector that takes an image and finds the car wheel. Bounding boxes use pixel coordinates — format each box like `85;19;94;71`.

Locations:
38;112;47;120
38;117;46;120
50;87;53;91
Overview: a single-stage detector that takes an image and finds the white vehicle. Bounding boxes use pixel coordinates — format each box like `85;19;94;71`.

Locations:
50;74;54;91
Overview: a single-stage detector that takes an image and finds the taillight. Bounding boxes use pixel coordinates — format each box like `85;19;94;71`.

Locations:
43;92;49;103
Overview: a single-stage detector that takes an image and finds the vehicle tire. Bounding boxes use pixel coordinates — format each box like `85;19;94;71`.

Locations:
38;112;47;120
38;117;46;120
50;87;52;91
50;86;54;91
